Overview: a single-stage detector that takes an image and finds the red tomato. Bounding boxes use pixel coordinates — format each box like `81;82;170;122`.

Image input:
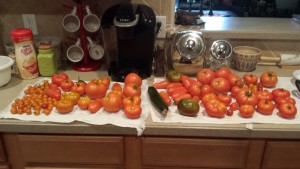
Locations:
202;93;217;106
99;77;111;89
210;77;231;94
214;67;231;78
257;90;273;101
77;97;92;110
51;72;68;86
227;73;244;88
124;73;142;87
274;96;296;106
257;100;275;115
196;68;215;85
229;102;239;111
279;103;297;119
260;71;278;88
235;89;258;107
188;82;202;97
122;96;142;107
124;105;142;119
102;92;122;112
243;74;258;85
112;83;123;91
123;83;141;97
217;93;232;106
271;88;290;98
204;99;227;118
226;109;234;116
199;84;213;98
44;83;61;100
231;86;242;98
239;104;255;118
88;98;102;113
60;79;74;92
71;81;86;96
85;80;107;99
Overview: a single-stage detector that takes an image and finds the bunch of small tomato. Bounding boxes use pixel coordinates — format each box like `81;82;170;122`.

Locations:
153;67;297;119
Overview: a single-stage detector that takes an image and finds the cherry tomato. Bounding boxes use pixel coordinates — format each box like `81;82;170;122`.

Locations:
55;99;74;114
85;80;107;99
214;67;231;78
204;99;227;118
77;97;92;110
123;105;142;119
271;88;290;98
51;72;68;87
88;98;102;113
125;72;143;86
257;100;275;115
102;92;122;113
226;109;234;116
260;71;278;88
239;104;255;118
217;93;232;106
243;73;258;85
210;77;231;94
197;68;215;85
60;79;74;92
123;83;141;97
279;103;297;119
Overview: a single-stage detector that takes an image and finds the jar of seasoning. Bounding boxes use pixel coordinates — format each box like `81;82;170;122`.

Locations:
207;40;232;71
37;44;57;76
10;29;39;79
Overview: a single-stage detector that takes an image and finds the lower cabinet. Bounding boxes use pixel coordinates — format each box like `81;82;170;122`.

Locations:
0;136;9;169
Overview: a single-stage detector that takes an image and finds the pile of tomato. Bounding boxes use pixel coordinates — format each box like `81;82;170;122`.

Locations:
10;72;144;119
153;67;297;119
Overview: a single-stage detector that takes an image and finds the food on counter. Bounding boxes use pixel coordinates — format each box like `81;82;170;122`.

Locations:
88;98;102;114
124;72;142;87
152;80;169;89
122;96;141;107
102;92;122;113
243;73;258;85
214;67;231;78
210;77;231;94
124;104;142;119
71;81;86;96
257;100;275;115
55;99;74;114
271;88;290;98
260;71;278;88
239;104;255;118
159;91;172;106
203;99;227;118
77;97;91;110
51;72;69;87
235;89;258;107
177;98;200;117
61;92;80;105
148;86;168;117
227;73;244;88
196;68;215;85
123;83;141;97
278;103;297;119
166;70;182;82
85;79;108;99
217;93;232;106
44;83;61;100
60;79;74;92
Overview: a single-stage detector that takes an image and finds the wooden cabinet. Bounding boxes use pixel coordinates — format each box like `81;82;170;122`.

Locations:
0;136;8;169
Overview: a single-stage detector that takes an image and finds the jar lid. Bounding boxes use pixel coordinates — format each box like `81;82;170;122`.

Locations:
38;44;52;50
210;40;232;60
10;29;33;43
175;30;205;61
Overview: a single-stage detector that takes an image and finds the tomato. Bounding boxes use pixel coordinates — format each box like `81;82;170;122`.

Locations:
51;72;68;86
71;81;86;96
235;89;258;107
215;67;231;78
229;102;239;111
260;71;278;88
112;83;123;91
243;74;258;85
217;93;232;106
85;80;107;99
177;98;200;117
197;68;215;85
231;86;242;98
257;100;275;115
122;96;142;107
123;105;142;119
204;99;227;118
60;79;74;92
44;83;61;100
166;70;182;82
210;77;231;94
98;77;110;89
202;93;217;106
188;82;202;97
55;99;74;114
239;104;255;118
123;83;141;97
227;73;243;88
88;98;102;113
61;92;80;105
102;92;122;112
274;96;296;106
257;90;273;101
199;84;213;98
77;97;91;110
226;109;234;116
271;88;290;98
125;72;143;86
279;103;297;119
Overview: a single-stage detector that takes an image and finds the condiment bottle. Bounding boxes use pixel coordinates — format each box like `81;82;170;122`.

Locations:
10;29;39;79
37;44;57;76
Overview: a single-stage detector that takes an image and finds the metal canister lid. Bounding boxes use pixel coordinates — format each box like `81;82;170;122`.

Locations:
210;40;232;60
176;30;205;60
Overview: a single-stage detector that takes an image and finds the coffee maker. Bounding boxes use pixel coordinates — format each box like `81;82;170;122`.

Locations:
101;2;157;81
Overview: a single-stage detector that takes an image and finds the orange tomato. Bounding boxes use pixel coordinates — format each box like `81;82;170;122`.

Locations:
99;77;111;89
112;83;122;91
239;104;255;118
123;83;141;97
123;105;142;119
77;97;92;110
122;96;142;107
124;73;142;86
102;92;122;113
88;98;102;114
71;81;86;96
260;71;278;88
60;79;74;92
85;80;107;99
55;99;74;114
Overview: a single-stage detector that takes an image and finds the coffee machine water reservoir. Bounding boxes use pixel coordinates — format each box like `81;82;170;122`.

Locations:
101;2;157;81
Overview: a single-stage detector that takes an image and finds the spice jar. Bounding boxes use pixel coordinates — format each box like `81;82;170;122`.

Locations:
207;40;232;71
37;44;57;76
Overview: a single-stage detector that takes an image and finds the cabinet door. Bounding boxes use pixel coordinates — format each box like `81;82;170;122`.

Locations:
142;137;252;168
262;141;300;169
0;164;9;169
24;164;123;169
18;135;124;165
0;138;6;162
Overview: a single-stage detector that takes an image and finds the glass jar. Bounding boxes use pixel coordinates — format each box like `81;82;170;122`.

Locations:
37;45;57;77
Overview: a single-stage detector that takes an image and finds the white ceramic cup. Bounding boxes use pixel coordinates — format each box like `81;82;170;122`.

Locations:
83;5;101;33
67;38;84;62
62;7;80;33
86;36;104;60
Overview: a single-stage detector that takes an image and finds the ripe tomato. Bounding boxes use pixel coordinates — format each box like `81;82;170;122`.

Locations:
71;81;86;96
188;82;202;97
257;90;273;101
217;93;232;106
61;92;80;105
51;72;69;87
125;72;143;86
99;77;111;89
257;100;275;115
199;84;213;98
77;97;91;110
227;73;244;88
102;92;122;112
231;86;242;98
85;80;107;99
112;83;122;91
44;83;61;100
177;98;200;117
55;99;74;114
279;103;297;119
235;89;258;107
243;74;258;85
122;96;142;107
229;102;239;111
88;98;102;113
214;67;231;78
201;93;217;106
196;68;215;85
239;104;255;118
210;77;231;94
123;83;141;97
204;99;227;118
60;79;74;92
274;96;296;106
124;105;142;119
271;88;290;98
260;71;278;88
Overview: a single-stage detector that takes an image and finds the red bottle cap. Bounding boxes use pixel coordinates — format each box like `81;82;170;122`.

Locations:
10;29;33;43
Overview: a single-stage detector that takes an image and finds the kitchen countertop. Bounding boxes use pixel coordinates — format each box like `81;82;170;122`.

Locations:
1;64;300;139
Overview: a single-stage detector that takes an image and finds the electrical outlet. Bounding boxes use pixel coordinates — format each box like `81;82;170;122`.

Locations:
22;14;38;35
156;16;166;38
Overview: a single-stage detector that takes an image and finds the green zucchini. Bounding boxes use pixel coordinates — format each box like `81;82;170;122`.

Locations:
148;86;168;117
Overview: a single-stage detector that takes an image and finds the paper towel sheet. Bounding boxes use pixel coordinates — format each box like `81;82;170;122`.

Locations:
150;77;300;125
0;78;151;136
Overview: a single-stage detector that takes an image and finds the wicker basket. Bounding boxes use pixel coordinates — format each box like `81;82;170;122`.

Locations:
233;46;261;72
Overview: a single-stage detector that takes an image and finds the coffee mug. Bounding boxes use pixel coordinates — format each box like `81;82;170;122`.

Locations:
83;5;101;33
62;6;80;33
86;36;104;60
67;38;84;62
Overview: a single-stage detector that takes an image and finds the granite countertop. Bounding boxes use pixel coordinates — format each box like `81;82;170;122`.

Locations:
1;65;300;139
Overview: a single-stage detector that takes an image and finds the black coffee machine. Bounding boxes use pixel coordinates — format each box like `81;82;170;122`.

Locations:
101;2;157;81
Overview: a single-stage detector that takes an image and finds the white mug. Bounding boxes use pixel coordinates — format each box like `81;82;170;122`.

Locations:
83;5;101;33
67;38;84;62
86;36;104;60
62;6;80;33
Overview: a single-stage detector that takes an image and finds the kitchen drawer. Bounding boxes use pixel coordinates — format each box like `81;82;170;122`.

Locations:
0;138;6;162
0;164;9;169
18;135;124;165
142;137;250;168
262;141;300;169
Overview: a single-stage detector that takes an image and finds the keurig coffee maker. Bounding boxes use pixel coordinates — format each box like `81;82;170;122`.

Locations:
101;2;157;81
